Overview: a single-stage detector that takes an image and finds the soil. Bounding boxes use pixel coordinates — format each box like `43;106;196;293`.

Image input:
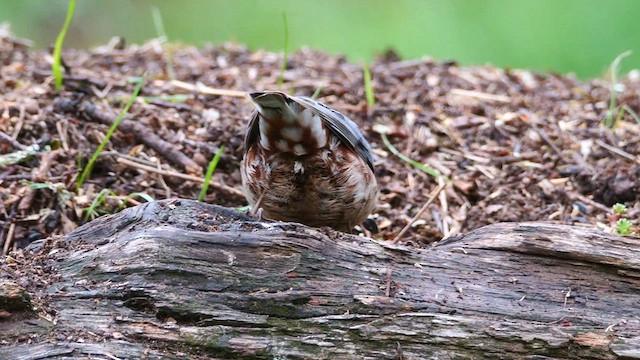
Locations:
1;32;640;250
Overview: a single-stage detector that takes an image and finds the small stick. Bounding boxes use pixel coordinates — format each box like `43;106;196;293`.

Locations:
449;88;511;103
0;130;26;150
533;126;562;156
170;80;247;98
116;157;244;197
439;183;450;237
55;98;202;173
392;182;447;243
2;222;15;255
571;193;611;213
595;140;639;164
55;120;70;152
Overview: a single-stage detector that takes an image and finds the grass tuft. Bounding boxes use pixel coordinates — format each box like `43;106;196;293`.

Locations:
52;0;76;91
277;12;290;90
76;78;144;189
83;188;112;221
198;146;225;201
363;64;375;106
84;190;154;221
603;50;632;128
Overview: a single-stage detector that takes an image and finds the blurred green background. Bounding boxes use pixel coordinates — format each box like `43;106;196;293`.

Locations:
1;0;638;78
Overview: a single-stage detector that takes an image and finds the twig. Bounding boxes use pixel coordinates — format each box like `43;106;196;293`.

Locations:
532;126;562;156
55;120;70;152
155;158;172;199
33;70;116;89
595;140;639;164
2;222;15;255
170;80;247;98
571;193;611;213
449;88;511;103
54;98;202;173
0;130;27;150
392;182;447;243
116;157;244;198
439;183;450;237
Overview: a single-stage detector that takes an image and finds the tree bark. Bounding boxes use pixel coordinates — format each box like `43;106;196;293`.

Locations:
1;199;639;359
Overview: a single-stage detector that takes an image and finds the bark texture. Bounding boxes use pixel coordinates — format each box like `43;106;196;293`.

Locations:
1;199;639;359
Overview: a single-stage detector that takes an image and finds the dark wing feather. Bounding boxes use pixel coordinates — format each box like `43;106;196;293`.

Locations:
294;96;375;170
243;110;261;153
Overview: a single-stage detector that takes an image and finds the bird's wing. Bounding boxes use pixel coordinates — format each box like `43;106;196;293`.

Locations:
243;110;261;152
294;95;375;170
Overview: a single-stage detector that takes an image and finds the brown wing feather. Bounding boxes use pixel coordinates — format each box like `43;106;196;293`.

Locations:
293;95;375;170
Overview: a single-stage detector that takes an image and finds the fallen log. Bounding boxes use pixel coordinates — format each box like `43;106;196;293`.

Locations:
1;199;639;359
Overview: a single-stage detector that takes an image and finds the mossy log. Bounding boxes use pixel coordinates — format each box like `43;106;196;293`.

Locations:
1;199;639;359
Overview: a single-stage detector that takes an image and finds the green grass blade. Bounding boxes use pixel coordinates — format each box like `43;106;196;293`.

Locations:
83;188;112;221
604;50;632;127
363;64;375;106
126;192;155;203
52;0;76;91
311;86;324;100
381;133;446;180
76;78;144;189
277;12;289;90
623;104;640;125
116;192;155;211
198;146;225;201
51;0;76;91
151;6;175;80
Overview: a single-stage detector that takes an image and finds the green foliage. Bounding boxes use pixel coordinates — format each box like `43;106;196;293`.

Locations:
83;188;112;221
52;0;76;91
6;1;640;79
198;146;225;201
363;64;375;106
311;86;324;100
151;6;176;80
603;50;632;128
116;192;154;211
381;133;446;180
615;218;632;235
25;180;74;208
83;190;154;221
76;78;144;189
236;205;251;212
277;12;289;90
611;203;627;215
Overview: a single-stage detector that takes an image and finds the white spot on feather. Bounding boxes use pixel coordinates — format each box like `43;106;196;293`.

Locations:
281;126;303;142
275;139;289;152
258;118;271;150
329;137;340;151
294;161;304;174
293;143;306;155
299;109;327;148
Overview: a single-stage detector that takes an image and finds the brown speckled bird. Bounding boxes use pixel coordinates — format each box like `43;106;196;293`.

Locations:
240;91;378;231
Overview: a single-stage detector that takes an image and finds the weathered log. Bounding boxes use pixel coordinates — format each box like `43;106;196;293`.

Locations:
1;199;639;359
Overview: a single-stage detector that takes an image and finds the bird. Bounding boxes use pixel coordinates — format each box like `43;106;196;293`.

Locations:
240;91;379;232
